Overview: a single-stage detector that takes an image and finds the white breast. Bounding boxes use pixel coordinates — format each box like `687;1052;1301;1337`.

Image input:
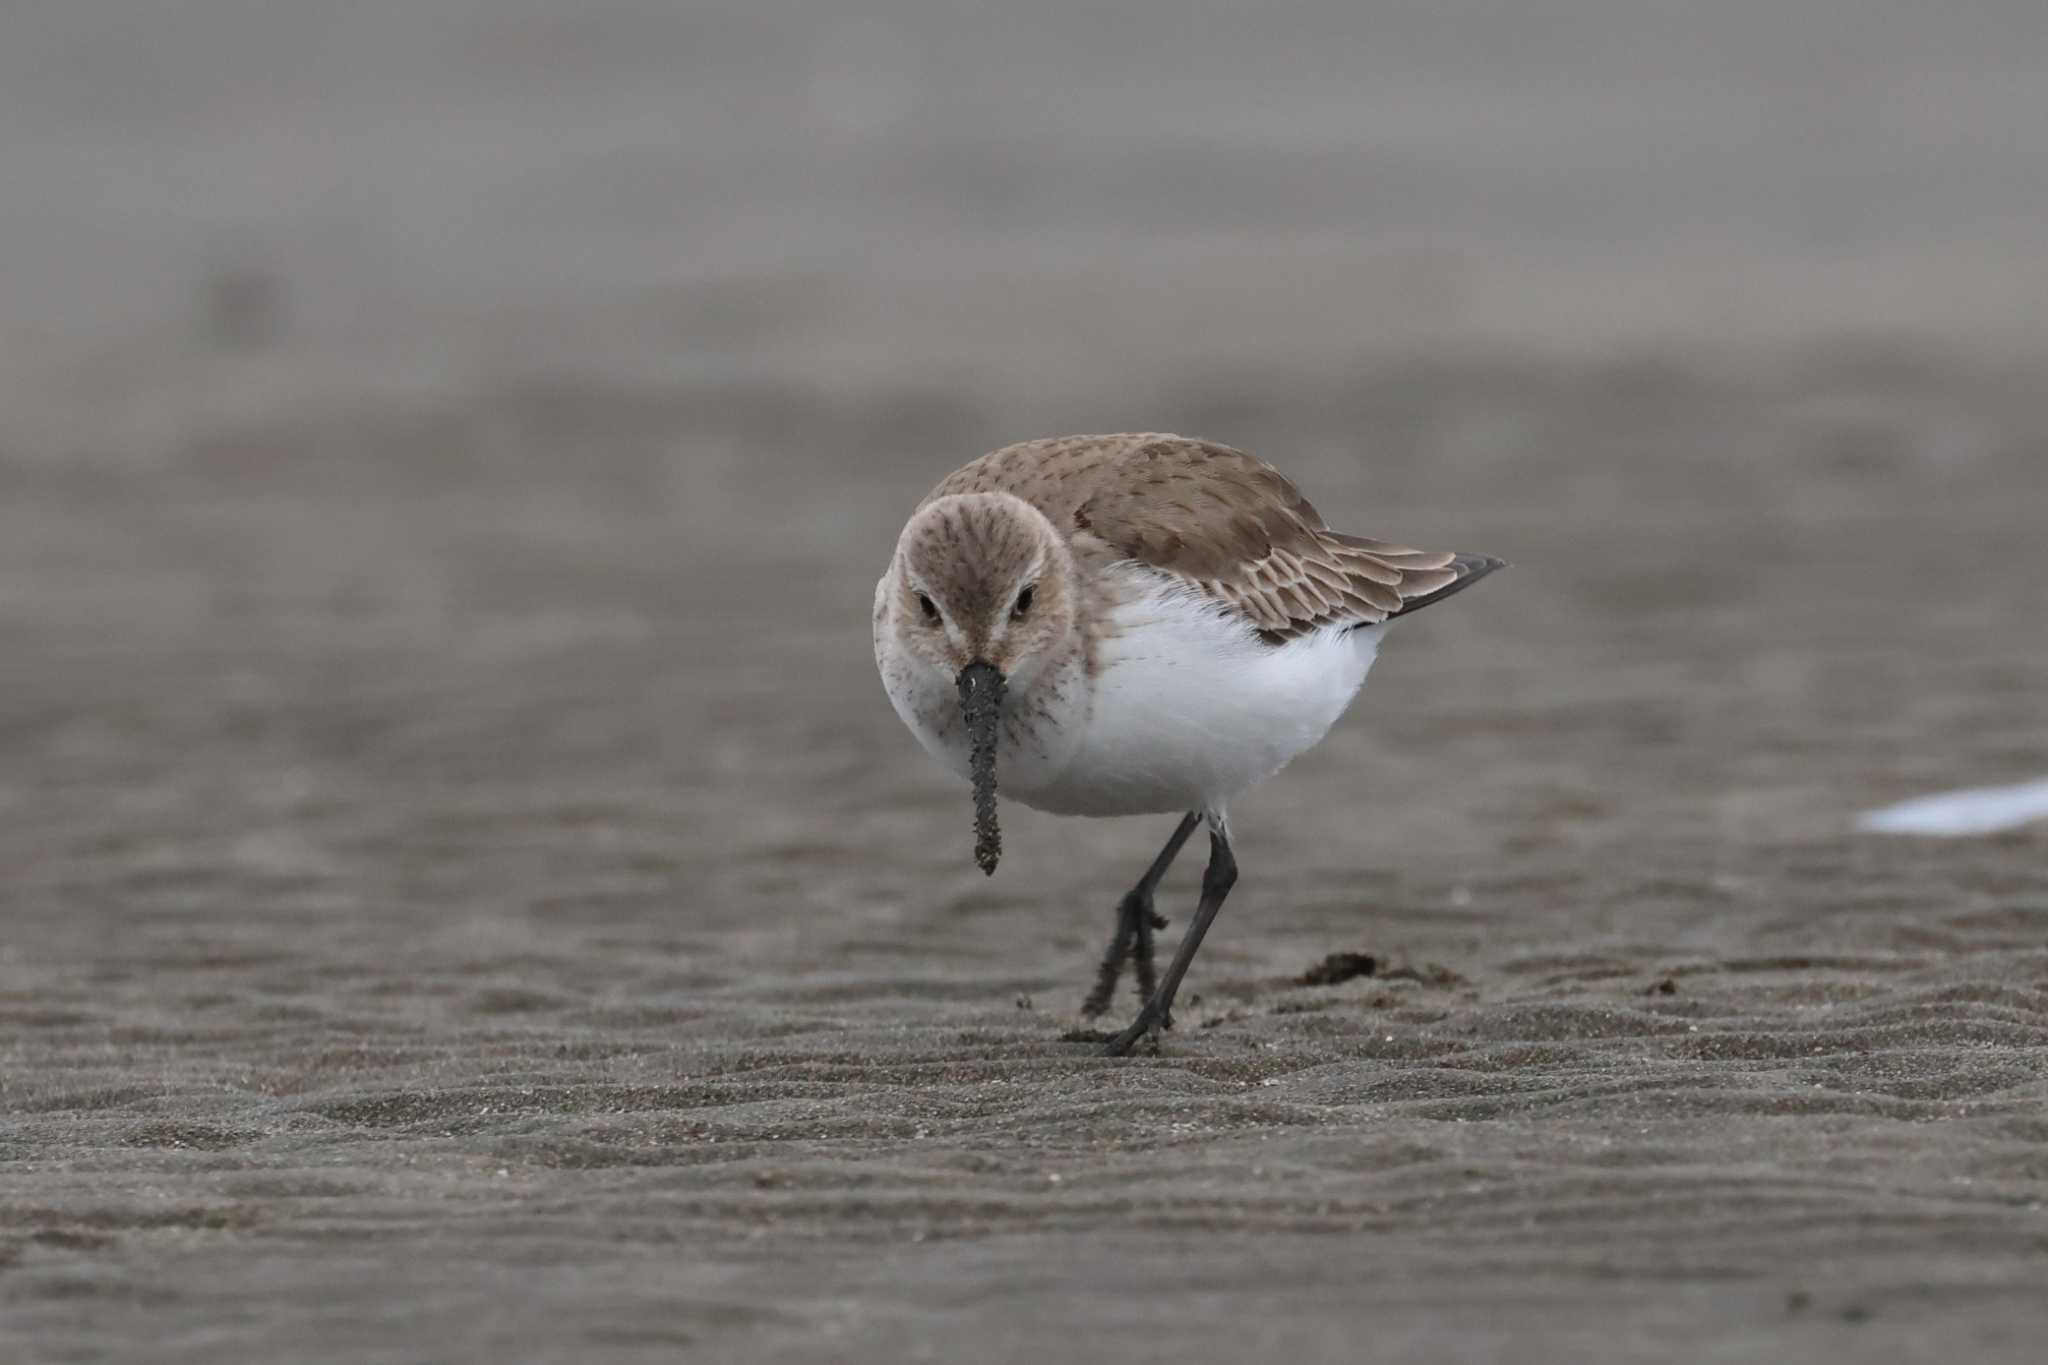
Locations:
877;570;1384;820
1016;575;1384;817
874;574;1092;798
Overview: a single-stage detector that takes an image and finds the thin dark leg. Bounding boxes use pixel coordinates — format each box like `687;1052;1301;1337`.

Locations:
1104;823;1238;1056
1079;812;1200;1018
1131;895;1160;1007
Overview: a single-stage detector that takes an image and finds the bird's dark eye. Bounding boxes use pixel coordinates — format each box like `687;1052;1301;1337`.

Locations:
917;593;941;624
1013;585;1036;619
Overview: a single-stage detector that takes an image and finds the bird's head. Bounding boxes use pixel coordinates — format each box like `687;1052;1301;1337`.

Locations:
885;491;1078;873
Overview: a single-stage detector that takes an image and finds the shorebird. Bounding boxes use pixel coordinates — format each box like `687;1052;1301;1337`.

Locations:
873;434;1503;1055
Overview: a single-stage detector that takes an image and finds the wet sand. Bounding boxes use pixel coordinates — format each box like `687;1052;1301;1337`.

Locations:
3;343;2046;1362
6;3;2048;1359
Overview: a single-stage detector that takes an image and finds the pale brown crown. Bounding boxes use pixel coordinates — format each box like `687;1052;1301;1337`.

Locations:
889;490;1080;680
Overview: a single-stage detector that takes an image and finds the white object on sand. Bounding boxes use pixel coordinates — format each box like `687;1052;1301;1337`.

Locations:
1857;778;2048;837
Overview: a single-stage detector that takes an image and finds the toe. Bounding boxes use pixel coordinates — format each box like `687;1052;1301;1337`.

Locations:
1103;1011;1161;1056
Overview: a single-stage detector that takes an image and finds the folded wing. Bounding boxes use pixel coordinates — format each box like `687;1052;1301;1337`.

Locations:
933;433;1503;643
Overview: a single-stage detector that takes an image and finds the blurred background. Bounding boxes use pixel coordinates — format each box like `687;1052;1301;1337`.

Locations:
8;2;2048;378
4;4;2047;1361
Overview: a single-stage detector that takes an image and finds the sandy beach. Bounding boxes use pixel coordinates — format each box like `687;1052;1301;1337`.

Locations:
5;345;2045;1361
4;4;2047;1360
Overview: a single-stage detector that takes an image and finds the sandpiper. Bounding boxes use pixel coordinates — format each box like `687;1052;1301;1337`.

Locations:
873;434;1503;1055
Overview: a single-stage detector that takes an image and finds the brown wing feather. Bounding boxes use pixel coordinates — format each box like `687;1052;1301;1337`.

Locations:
928;433;1503;642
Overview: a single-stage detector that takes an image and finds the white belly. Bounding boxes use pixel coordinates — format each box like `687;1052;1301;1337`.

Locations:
1024;583;1383;816
878;574;1384;819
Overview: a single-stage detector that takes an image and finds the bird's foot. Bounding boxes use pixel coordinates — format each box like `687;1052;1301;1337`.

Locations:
1079;890;1168;1018
1101;1000;1174;1057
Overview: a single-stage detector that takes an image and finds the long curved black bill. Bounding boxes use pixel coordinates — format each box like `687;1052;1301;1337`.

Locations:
956;661;1006;875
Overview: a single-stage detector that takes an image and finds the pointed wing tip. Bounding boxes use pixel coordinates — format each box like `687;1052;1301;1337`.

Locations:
1390;551;1507;618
